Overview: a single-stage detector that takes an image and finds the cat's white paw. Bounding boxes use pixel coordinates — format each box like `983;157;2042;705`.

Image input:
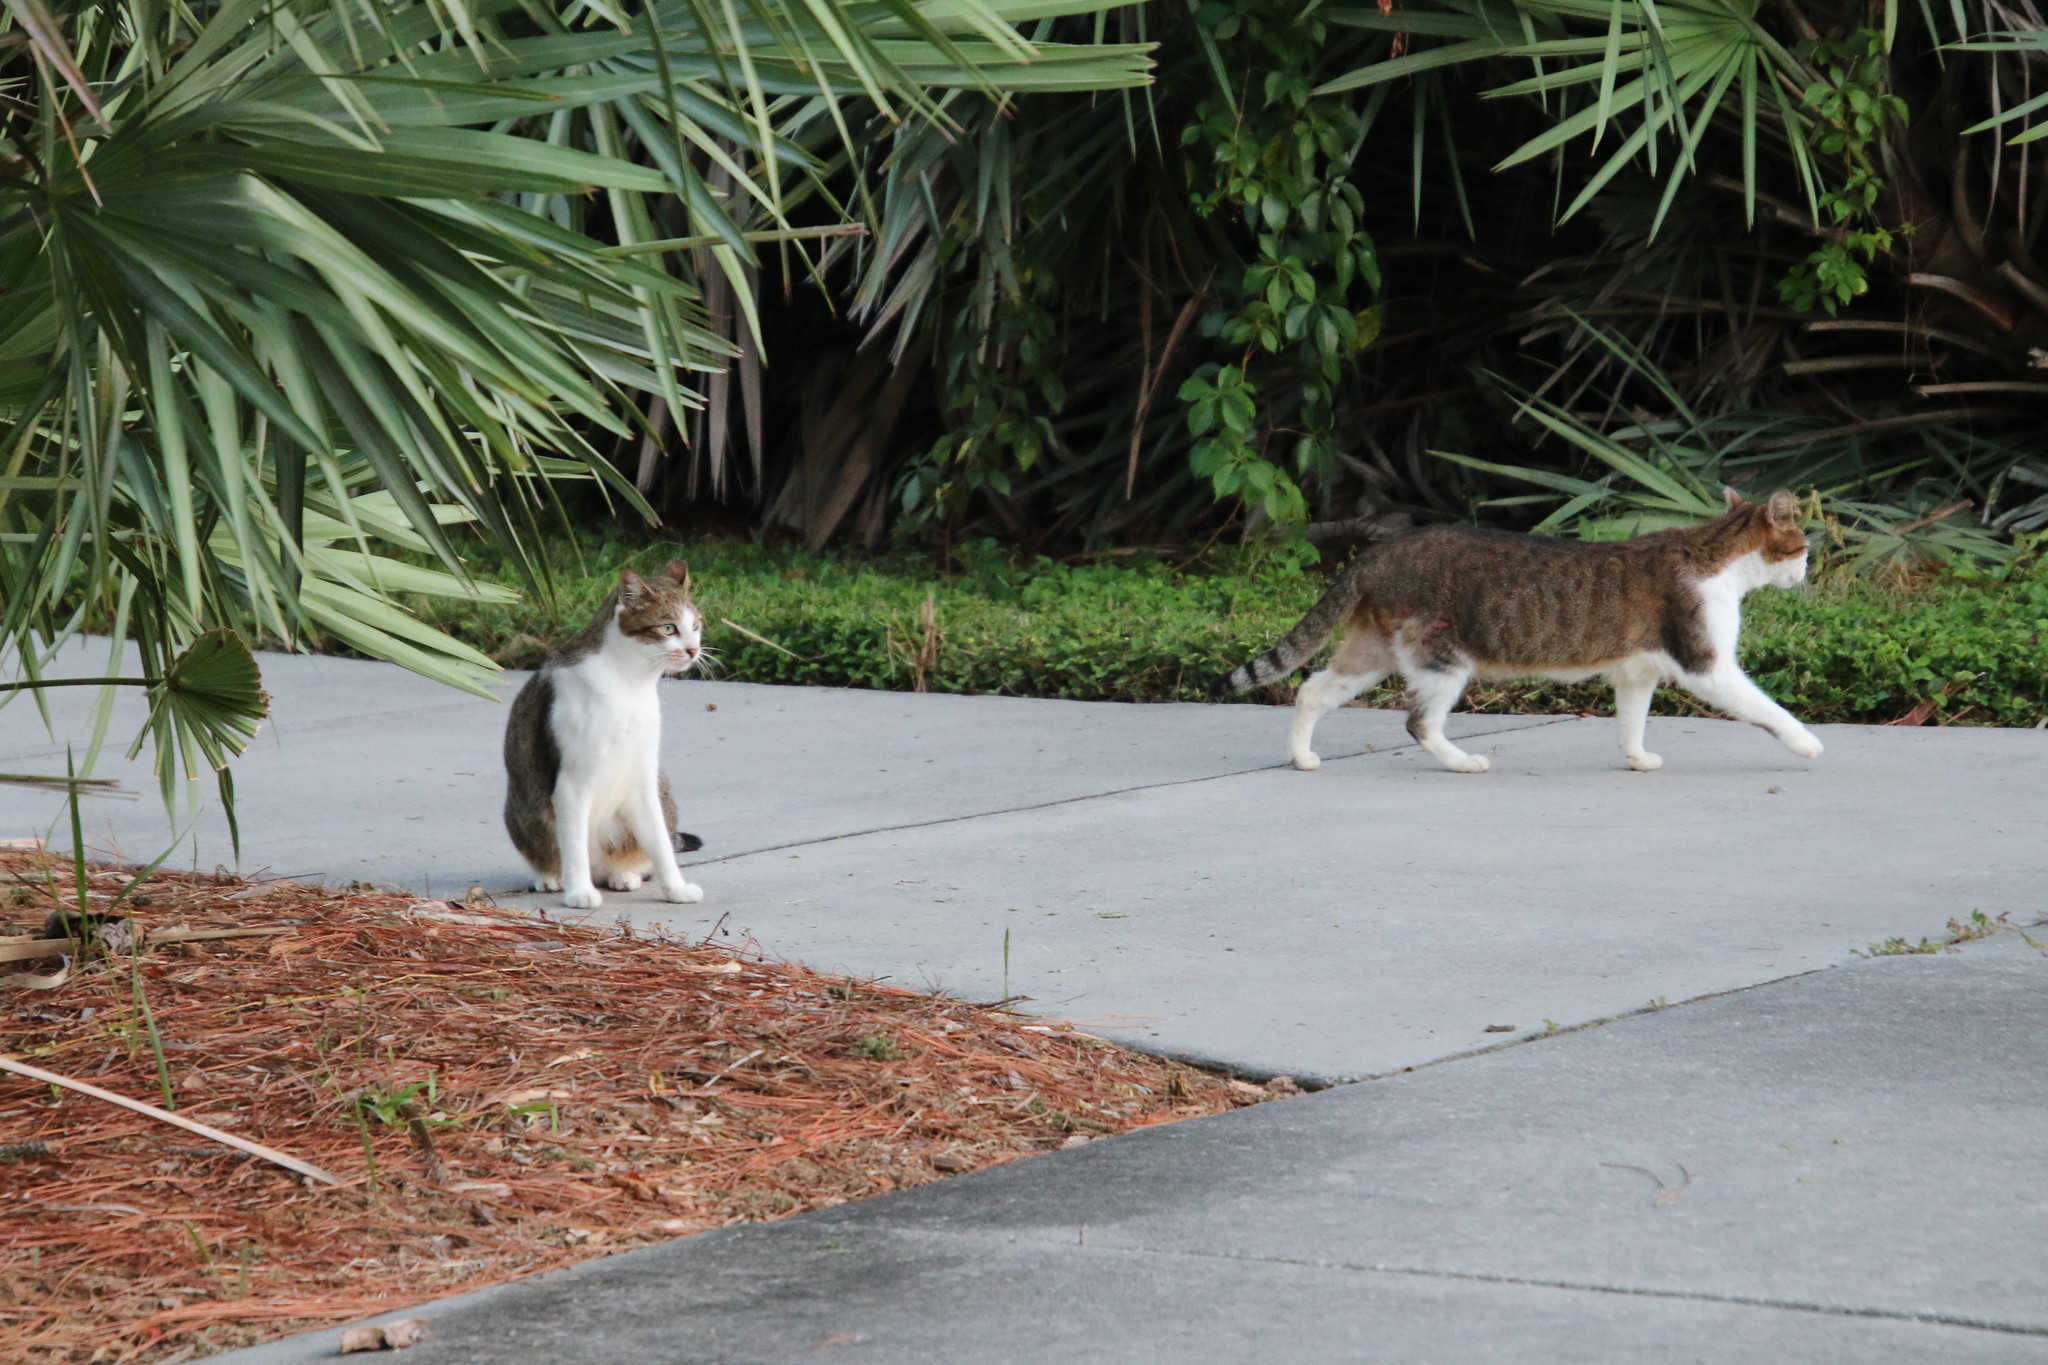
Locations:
532;874;562;893
1626;751;1663;772
1292;750;1321;771
1783;730;1824;759
1443;753;1491;774
604;871;644;892
658;880;705;904
562;886;603;911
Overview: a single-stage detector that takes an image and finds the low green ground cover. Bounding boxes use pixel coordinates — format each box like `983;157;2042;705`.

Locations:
408;533;2048;726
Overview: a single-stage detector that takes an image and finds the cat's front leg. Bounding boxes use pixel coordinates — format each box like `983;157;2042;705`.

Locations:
551;783;603;910
1680;666;1823;760
628;777;703;904
1611;663;1662;771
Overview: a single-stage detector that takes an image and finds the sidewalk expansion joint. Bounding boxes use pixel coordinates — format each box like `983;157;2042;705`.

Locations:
1017;1238;2048;1339
683;715;1579;870
1344;966;1832;1085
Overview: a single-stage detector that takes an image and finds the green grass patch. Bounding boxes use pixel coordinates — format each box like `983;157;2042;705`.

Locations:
408;532;2048;726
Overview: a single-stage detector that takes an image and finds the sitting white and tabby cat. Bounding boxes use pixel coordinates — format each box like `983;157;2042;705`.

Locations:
503;561;707;910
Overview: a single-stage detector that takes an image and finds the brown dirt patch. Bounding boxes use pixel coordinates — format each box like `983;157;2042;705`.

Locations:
0;855;1266;1362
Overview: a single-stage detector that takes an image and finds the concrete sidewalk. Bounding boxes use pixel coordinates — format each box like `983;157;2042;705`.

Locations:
2;642;2040;1080
6;645;2045;1361
214;935;2048;1363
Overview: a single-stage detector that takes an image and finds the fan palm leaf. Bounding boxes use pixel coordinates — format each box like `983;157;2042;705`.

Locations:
1322;0;1818;232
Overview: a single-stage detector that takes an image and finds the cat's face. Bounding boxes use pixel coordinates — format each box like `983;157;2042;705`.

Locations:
614;561;703;674
1728;488;1809;588
1756;491;1810;588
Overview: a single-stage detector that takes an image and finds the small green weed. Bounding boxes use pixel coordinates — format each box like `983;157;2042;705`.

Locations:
351;1099;380;1193
355;1077;437;1128
1947;910;2010;943
854;1034;901;1062
350;1073;453;1188
507;1101;564;1134
184;1221;217;1281
1024;1095;1081;1131
1857;936;1942;957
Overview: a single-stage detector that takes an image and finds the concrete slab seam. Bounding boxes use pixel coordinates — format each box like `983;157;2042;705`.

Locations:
919;1235;2048;1340
1201;1249;2048;1339
680;715;1580;871
1336;965;1835;1087
1132;964;1833;1090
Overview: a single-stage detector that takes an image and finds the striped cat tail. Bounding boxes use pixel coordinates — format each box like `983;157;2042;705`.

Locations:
1210;558;1372;698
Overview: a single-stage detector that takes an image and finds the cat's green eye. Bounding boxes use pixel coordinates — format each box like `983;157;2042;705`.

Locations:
661;623;678;636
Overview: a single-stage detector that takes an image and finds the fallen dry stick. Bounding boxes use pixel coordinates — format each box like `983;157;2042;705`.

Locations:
0;957;70;990
0;1055;341;1185
0;924;294;963
0;939;76;963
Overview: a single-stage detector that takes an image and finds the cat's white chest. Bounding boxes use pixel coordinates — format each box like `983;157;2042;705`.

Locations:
1693;551;1771;656
548;661;662;790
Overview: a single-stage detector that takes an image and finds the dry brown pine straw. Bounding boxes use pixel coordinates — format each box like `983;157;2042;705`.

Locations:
0;855;1272;1363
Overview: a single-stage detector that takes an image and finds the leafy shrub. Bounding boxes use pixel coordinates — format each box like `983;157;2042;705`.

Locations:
1740;564;2048;727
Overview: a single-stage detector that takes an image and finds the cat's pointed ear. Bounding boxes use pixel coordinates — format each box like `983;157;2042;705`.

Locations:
616;568;648;606
1722;485;1746;509
1764;489;1800;527
662;559;690;595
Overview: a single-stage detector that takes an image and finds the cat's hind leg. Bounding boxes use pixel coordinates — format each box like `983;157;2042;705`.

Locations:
1289;630;1393;771
1610;656;1665;771
1676;664;1823;759
1393;625;1486;772
593;821;653;892
1404;668;1487;772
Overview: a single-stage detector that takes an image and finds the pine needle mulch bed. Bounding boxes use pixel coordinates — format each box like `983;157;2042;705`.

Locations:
0;856;1269;1363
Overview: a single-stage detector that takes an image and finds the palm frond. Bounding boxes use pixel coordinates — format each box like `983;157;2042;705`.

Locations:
1324;0;1817;231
